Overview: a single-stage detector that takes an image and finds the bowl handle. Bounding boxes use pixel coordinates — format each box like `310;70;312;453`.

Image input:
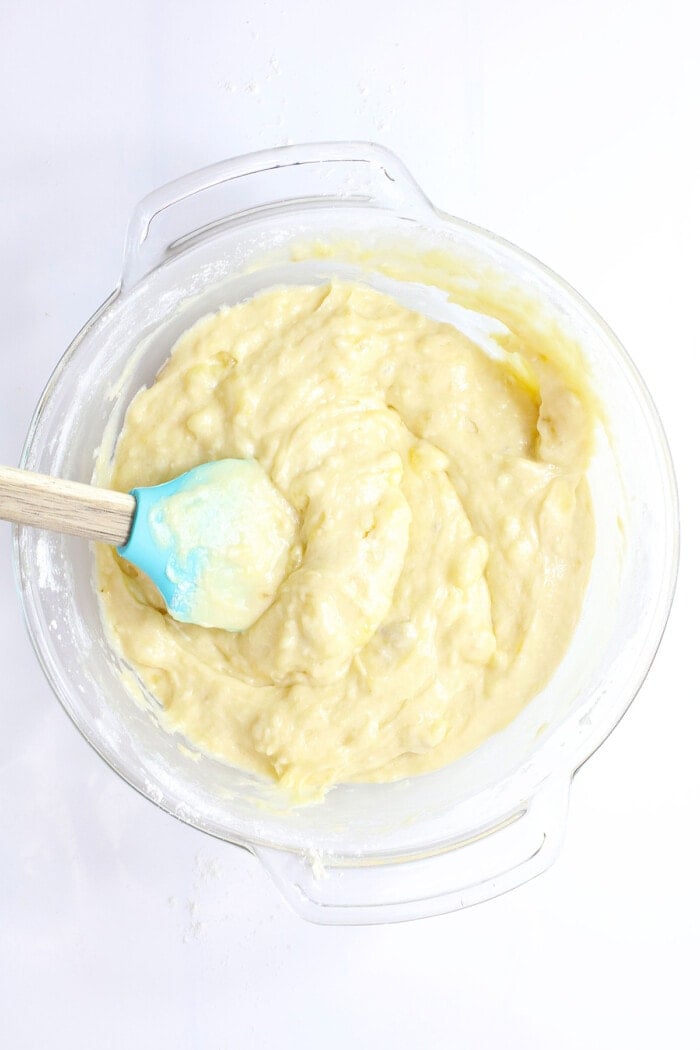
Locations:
254;775;570;925
121;142;434;290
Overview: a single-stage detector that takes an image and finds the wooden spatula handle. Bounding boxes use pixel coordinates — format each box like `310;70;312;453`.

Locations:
0;465;135;546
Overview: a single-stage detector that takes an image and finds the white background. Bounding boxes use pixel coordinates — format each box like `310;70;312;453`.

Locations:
0;1;697;1046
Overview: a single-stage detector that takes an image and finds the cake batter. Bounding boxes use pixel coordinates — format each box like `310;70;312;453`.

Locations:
96;280;595;801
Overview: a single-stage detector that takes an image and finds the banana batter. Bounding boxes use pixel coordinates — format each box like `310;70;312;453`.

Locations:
96;280;595;801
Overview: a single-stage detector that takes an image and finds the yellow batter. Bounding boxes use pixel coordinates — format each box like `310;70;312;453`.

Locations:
96;280;595;801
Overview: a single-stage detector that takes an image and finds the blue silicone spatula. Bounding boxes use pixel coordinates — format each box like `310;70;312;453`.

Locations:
0;460;296;631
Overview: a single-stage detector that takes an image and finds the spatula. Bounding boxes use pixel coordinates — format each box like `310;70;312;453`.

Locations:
0;459;297;631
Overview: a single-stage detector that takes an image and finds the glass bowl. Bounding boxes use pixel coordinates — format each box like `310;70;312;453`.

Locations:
13;142;679;924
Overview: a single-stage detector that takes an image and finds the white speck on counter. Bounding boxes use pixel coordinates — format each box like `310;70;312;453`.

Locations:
354;75;396;135
169;851;226;944
195;853;223;882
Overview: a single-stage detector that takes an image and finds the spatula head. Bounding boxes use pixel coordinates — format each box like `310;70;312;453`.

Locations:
118;459;297;631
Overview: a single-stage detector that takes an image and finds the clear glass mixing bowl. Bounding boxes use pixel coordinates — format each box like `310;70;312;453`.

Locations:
13;143;678;924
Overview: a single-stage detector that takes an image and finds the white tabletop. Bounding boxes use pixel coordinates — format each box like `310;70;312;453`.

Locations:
1;2;696;1046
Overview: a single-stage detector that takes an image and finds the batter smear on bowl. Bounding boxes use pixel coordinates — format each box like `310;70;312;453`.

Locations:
96;281;596;801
